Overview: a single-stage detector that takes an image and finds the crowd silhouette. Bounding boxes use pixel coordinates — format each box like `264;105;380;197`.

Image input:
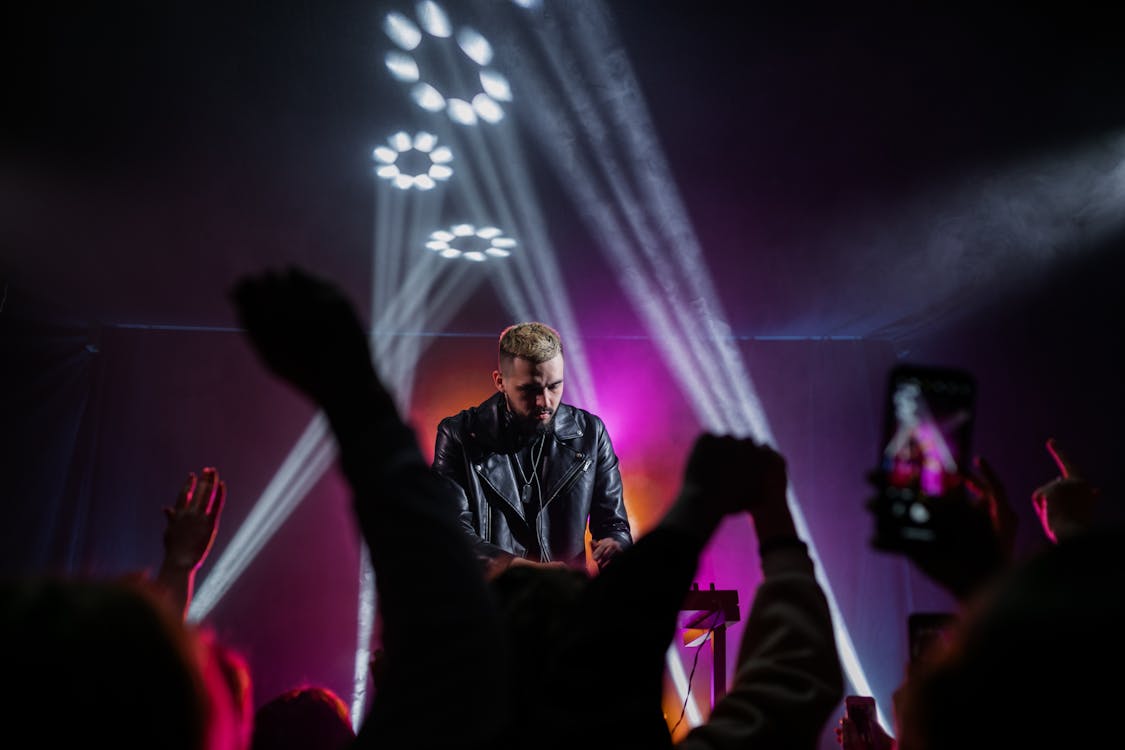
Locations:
3;265;1119;750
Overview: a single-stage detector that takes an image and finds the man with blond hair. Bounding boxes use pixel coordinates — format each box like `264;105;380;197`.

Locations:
432;322;632;578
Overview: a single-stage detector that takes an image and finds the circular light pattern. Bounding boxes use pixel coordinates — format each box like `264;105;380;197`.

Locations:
372;131;455;191
425;224;516;261
383;2;512;125
385;51;420;82
384;12;422;50
456;28;493;66
415;1;452;38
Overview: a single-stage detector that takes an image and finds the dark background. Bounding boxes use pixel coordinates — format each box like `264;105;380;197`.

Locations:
3;1;1123;745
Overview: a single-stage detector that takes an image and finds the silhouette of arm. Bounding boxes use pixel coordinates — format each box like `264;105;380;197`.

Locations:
231;267;510;750
678;438;844;750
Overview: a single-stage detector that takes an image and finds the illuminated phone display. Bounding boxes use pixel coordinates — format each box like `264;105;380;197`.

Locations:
875;364;976;548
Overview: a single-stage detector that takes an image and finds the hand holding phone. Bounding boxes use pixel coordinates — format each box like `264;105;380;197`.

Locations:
868;364;1009;600
871;364;976;552
843;695;878;750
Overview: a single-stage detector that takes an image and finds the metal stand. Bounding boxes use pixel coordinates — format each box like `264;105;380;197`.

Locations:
680;584;740;706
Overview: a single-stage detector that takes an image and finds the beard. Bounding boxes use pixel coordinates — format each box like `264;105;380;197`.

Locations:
504;398;554;440
515;409;553;438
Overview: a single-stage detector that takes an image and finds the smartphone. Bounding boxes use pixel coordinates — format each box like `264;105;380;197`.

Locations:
872;364;976;551
844;695;878;748
907;611;956;668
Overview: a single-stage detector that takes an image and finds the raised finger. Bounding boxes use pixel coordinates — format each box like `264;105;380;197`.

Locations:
1031;487;1047;513
1046;437;1080;479
177;473;196;510
192;468;217;512
208;479;227;519
973;456;1004;494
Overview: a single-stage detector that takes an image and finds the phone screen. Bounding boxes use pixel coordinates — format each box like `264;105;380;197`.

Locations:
875;365;976;548
845;695;877;746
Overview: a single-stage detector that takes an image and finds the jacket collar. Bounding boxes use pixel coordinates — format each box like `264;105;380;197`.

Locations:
476;392;583;448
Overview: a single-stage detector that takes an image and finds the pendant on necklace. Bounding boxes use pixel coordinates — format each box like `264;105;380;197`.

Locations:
520;482;533;505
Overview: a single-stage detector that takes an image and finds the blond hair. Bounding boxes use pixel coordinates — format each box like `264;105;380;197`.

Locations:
498;322;562;371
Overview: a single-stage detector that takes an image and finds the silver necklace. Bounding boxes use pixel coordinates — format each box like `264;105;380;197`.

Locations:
515;435;546;505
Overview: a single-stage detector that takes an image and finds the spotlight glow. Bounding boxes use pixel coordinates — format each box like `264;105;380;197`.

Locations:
412;131;438;152
479;70;513;102
390;131;412;152
472;93;504;123
383;9;509;125
447;98;478;125
372;146;397;164
416;1;452;38
426;224;518;261
373;131;455;190
412;82;445;111
385;51;420;82
384;12;422;50
428;164;453;181
456;28;494;66
429;146;453;164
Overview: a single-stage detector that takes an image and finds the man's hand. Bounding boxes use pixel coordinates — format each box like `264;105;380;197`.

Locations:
878;466;1008;603
590;537;624;569
162;467;226;571
835;714;896;750
157;466;227;619
1032;437;1100;543
230;267;379;408
493;556;574;581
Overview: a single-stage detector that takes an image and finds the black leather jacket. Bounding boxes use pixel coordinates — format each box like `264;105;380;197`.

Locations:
432;392;633;568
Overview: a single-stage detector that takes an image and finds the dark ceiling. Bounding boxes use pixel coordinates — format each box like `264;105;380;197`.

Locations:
4;0;1123;342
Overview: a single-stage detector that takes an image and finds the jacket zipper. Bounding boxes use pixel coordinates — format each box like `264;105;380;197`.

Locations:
543;458;592;509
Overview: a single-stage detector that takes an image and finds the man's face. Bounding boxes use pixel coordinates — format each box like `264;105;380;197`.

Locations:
494;354;564;435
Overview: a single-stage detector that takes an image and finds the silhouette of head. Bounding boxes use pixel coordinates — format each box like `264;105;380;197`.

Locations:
251;685;355;750
1;576;215;750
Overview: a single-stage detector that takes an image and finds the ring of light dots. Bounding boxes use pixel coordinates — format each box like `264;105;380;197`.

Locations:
372;131;454;190
425;224;518;261
382;2;513;125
